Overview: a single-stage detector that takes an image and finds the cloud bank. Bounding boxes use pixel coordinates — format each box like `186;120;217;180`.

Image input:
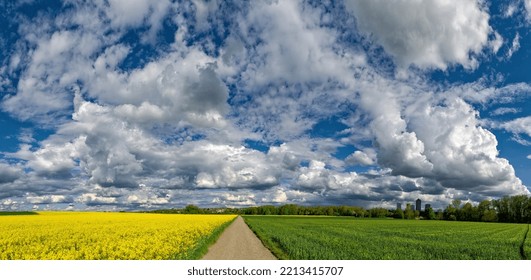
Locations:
0;0;529;210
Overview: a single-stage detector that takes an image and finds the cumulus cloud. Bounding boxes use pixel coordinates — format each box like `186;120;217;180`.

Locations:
1;0;174;125
26;195;71;204
408;97;526;194
1;30;91;123
77;193;117;206
345;150;376;166
354;71;433;178
345;0;495;70
238;1;350;87
15;92;279;192
226;0;365;142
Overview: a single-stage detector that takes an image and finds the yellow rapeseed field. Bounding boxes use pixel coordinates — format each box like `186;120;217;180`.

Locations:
0;212;236;260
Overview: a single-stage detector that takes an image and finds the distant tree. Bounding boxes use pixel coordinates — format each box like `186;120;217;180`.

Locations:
338;206;351;216
370;207;389;218
510;195;528;223
461;202;473;221
526;198;531;223
349;207;366;217
471;205;480;221
444;204;457;221
247;207;259;215
493;196;510;223
279;204;299;215
183;204;201;214
394;208;404;219
435;210;444;220
477;200;492;221
404;204;415;220
481;209;497;222
264;205;278;215
425;207;436;220
478;200;491;214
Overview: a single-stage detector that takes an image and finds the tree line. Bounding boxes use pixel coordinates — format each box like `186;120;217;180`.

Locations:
438;195;531;223
150;194;531;224
151;204;391;218
382;195;531;223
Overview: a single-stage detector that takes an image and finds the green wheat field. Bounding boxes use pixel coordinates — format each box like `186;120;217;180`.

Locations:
243;216;530;260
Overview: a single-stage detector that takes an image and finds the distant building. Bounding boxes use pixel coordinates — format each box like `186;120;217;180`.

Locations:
416;199;421;211
397;203;402;210
425;204;431;211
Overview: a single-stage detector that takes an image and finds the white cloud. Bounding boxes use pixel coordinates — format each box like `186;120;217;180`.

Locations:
0;0;174;124
503;2;518;18
106;0;153;28
87;48;232;131
1;9;103;124
225;0;366;142
20;94;280;191
525;0;531;20
77;193;117;205
496;116;531;136
26;195;70;204
346;150;376;166
490;116;531;146
190;0;221;32
125;186;170;206
1;30;88;122
490;31;504;54
101;0;173;42
506;33;521;59
490;107;521;116
17;128;36;144
337;55;529;197
238;0;352;87
345;0;494;70
408;97;527;194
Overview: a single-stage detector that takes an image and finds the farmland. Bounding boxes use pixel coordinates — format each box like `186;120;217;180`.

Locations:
0;212;236;260
243;216;530;260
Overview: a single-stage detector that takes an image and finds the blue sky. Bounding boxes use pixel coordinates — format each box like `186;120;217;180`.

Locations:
1;0;530;211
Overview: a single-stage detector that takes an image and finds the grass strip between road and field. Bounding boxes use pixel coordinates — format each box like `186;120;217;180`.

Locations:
242;216;289;260
521;224;530;260
186;215;238;260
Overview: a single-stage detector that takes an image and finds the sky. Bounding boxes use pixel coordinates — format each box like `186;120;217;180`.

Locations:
0;0;530;211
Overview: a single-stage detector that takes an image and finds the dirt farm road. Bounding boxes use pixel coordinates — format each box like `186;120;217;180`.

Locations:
201;216;277;260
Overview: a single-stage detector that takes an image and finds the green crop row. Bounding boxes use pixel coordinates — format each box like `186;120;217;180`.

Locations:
243;216;529;260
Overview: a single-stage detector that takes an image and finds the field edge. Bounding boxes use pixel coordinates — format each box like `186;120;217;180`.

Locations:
242;215;290;260
185;215;238;260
